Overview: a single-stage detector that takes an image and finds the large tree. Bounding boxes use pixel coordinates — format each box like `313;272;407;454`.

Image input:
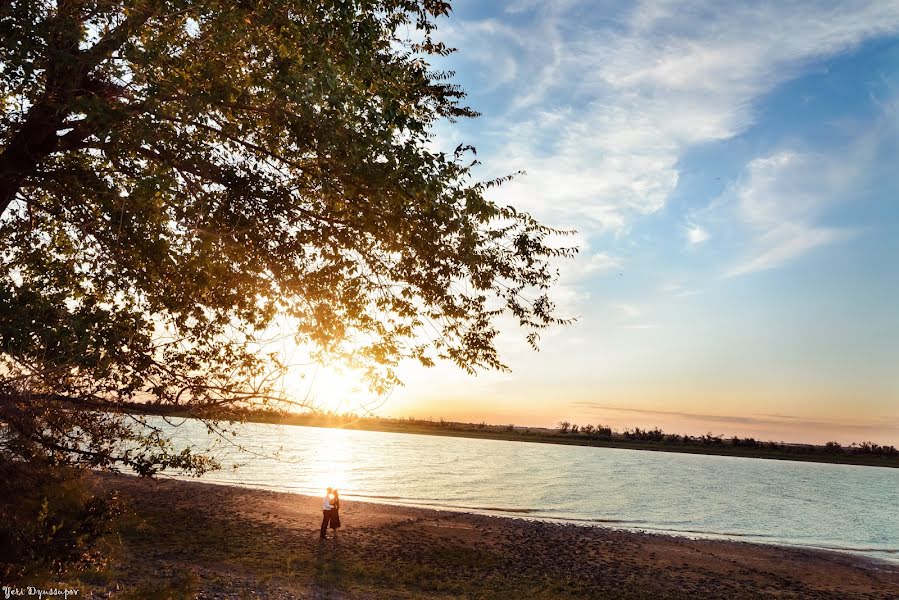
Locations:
0;0;574;476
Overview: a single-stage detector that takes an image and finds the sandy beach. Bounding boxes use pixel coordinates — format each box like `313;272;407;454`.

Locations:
44;474;893;599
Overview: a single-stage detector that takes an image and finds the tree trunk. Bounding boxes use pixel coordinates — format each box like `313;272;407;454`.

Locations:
0;103;65;216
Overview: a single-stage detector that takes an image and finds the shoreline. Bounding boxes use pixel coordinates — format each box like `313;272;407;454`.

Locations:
54;474;899;598
157;472;899;565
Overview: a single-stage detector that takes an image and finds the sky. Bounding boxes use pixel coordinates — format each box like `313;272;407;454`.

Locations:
312;0;899;445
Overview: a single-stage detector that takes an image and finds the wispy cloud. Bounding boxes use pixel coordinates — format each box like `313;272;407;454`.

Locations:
685;223;710;246
570;403;899;432
727;226;856;277
724;150;861;276
581;251;622;275
720;96;899;278
445;1;899;238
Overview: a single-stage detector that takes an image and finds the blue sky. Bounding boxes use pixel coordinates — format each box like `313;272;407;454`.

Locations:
356;1;899;444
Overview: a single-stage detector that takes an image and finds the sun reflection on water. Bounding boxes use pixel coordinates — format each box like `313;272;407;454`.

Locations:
308;426;354;494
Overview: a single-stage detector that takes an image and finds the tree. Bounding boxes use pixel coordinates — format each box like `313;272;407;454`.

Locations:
0;1;574;477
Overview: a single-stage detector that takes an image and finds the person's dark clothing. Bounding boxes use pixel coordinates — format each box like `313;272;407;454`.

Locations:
320;509;332;538
330;500;341;530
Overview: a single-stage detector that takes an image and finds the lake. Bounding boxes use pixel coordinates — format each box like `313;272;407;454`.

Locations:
155;418;899;562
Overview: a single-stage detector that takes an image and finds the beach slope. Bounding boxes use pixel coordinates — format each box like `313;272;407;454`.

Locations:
78;475;899;599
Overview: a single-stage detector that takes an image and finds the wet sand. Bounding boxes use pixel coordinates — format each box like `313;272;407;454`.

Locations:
89;474;898;599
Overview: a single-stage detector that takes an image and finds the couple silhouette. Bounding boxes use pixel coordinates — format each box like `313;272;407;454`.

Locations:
319;487;341;539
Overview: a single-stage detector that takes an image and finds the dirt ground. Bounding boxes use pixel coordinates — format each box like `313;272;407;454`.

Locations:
45;474;899;599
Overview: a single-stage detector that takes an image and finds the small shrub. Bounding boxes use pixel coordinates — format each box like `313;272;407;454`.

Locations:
0;462;124;579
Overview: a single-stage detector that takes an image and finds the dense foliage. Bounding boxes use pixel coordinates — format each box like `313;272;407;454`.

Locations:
0;461;123;578
0;0;574;477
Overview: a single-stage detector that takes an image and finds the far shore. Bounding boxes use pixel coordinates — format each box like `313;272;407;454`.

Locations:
44;474;899;599
127;404;899;468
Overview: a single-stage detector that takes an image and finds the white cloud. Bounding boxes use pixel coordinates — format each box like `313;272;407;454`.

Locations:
581;251;621;274
727;226;855;277
444;0;899;238
724;149;866;277
685;223;710;246
735;152;858;227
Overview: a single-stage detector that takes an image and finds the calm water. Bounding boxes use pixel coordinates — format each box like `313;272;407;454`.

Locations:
155;418;899;562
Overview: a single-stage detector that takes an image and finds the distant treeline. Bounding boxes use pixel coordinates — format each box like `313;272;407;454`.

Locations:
555;421;898;456
246;409;898;458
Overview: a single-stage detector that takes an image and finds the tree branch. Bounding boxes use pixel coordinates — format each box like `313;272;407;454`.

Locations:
80;4;158;71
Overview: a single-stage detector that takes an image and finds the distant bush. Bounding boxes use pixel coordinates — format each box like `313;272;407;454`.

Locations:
698;432;724;446
852;442;897;455
623;427;665;442
731;437;760;448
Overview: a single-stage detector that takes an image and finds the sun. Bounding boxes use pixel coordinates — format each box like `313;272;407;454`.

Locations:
287;365;373;414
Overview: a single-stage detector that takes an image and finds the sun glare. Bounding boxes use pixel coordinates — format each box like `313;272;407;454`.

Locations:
283;364;374;415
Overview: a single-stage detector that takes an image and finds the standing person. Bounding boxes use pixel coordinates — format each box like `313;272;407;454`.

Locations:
320;487;333;539
330;490;341;534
